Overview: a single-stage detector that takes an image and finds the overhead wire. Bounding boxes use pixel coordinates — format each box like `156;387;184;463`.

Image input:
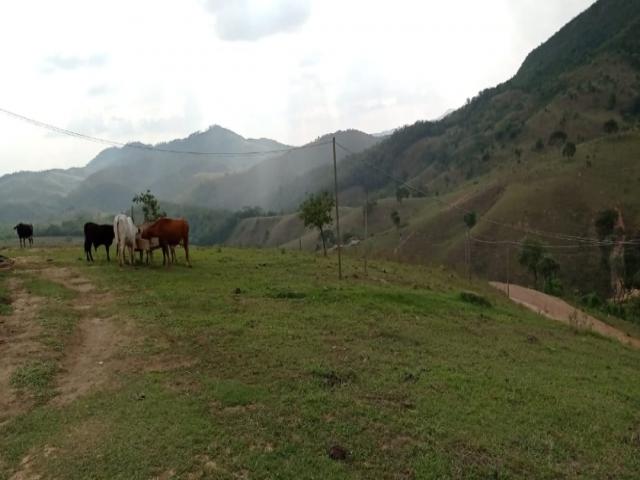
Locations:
0;106;332;156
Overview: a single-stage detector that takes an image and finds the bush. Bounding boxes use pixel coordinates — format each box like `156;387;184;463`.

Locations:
543;277;563;296
603;119;619;134
548;130;568;146
459;291;492;308
581;292;603;309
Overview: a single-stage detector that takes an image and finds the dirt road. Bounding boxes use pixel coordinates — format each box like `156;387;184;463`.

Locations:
491;282;640;349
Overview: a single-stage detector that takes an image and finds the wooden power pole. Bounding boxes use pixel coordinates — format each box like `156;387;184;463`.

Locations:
332;137;342;280
364;189;368;276
506;244;511;298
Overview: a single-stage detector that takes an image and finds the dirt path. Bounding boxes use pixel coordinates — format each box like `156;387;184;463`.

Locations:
0;258;134;421
0;278;47;422
37;266;133;406
491;282;640;349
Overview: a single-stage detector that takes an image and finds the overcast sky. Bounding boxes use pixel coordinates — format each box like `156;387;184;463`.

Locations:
0;0;596;175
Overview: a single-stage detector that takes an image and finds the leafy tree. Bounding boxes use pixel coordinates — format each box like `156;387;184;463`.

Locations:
518;238;545;287
562;142;577;158
539;255;560;279
603;119;619;134
299;191;334;257
132;190;166;223
533;138;544;152
396;186;410;203
595;208;619;290
390;211;401;229
548;130;567;146
463;212;476;230
623;232;640;291
595;209;618;240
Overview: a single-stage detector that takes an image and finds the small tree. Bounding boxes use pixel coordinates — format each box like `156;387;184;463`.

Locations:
132;189;166;223
603;119;619;134
396;186;410;203
299;191;334;257
562;142;576;158
548;130;567;146
533;138;544;152
391;210;401;229
463;212;477;278
519;238;545;287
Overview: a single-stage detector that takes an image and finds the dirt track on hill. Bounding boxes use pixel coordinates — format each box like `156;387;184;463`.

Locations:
491;282;640;349
0;258;133;423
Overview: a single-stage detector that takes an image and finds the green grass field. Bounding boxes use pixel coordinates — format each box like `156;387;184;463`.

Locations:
1;246;639;479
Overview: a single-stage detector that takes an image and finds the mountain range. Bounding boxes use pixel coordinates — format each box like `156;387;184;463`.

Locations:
0;126;378;223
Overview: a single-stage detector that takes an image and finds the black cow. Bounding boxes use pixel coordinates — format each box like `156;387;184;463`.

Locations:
13;223;33;248
83;222;115;262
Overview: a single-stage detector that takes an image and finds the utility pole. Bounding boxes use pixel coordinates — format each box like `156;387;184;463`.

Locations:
506;244;511;298
332;137;342;280
364;188;368;276
466;229;471;281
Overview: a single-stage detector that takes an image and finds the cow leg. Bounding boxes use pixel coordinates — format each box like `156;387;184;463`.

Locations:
128;245;135;266
119;242;124;267
161;244;170;267
184;237;191;268
106;246;110;262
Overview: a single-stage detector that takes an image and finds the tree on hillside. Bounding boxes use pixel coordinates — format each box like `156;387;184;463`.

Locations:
463;212;477;279
518;238;545;288
623;232;640;293
299;191;334;257
562;142;577;158
539;254;562;295
396;186;410;203
533;138;544;152
594;208;619;292
595;209;618;240
132;190;166;223
548;130;568;146
603;119;619;134
391;210;401;230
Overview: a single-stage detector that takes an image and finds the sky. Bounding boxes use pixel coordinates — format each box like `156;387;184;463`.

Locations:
0;0;596;176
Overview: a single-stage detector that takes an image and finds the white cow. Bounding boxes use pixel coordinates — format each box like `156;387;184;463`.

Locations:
113;214;138;267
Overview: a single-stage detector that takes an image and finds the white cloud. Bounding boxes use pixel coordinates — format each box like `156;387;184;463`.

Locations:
42;53;108;73
204;0;312;41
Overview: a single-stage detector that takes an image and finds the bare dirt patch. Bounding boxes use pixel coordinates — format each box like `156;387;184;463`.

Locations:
0;277;47;422
53;315;130;406
491;282;640;349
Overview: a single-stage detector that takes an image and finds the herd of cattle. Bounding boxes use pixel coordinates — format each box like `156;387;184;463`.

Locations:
13;216;191;267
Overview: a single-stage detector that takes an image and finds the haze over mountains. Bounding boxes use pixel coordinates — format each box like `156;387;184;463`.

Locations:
0;125;378;223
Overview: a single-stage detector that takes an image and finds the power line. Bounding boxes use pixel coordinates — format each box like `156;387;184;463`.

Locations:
334;141;637;247
0;106;332;156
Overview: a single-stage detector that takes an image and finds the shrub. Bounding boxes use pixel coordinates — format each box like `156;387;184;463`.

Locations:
603;119;619;134
581;292;603;309
548;130;568;146
459;291;492;308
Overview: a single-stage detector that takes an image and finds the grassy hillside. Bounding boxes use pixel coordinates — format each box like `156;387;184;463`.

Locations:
225;0;640;295
228;129;640;296
1;247;639;478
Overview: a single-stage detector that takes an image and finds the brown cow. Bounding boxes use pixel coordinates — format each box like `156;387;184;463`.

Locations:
140;218;191;267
